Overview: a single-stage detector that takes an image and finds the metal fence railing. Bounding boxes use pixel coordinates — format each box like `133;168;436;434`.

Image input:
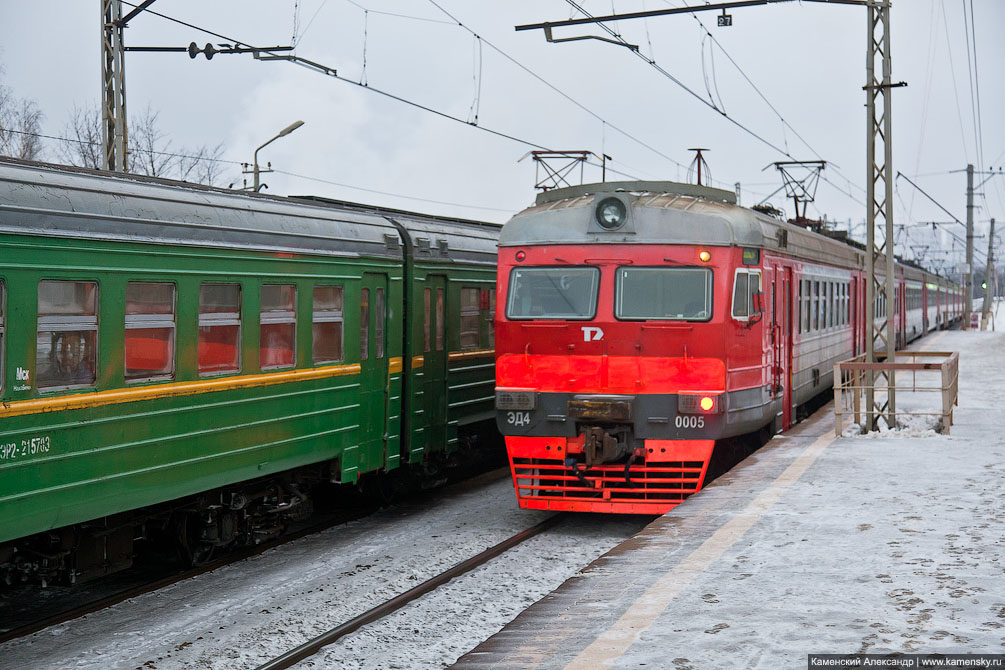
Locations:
833;351;959;436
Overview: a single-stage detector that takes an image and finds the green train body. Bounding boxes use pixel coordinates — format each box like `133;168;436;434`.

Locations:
0;159;498;583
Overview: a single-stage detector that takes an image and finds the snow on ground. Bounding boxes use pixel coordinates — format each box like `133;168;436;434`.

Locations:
8;306;1002;670
293;515;647;670
2;476;648;670
447;311;1005;668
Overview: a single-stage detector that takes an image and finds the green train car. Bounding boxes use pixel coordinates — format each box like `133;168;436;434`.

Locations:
0;159;498;583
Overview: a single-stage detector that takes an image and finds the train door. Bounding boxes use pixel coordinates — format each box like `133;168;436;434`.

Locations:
850;277;859;355
359;273;389;471
424;275;449;451
904;281;912;349
774;266;794;429
922;284;929;332
767;264;792;431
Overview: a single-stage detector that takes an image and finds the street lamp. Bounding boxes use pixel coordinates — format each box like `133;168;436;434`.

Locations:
250;120;304;192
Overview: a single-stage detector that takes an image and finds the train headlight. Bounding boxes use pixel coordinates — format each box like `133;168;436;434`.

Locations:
496;389;537;410
698;250;712;262
678;393;721;414
596;197;627;230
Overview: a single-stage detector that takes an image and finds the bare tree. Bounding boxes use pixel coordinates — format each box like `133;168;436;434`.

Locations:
177;142;226;186
0;72;45;160
57;103;227;186
56;104;103;168
128;106;176;178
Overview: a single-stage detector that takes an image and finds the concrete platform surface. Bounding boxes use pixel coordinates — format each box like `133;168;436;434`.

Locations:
452;327;1005;669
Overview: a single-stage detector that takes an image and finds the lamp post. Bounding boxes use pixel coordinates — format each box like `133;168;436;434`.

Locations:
250;120;304;192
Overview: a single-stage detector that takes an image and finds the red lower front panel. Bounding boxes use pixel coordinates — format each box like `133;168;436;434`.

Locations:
506;436;715;514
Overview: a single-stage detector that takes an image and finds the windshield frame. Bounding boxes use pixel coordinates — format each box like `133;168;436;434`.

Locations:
505;266;601;321
614;265;714;322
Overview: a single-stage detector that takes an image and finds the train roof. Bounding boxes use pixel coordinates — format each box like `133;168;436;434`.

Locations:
294;195;499;266
0;158;498;262
504;181;871;271
503;180;960;286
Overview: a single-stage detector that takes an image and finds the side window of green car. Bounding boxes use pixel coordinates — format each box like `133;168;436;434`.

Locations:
37;280;99;391
312;285;344;364
459;288;480;350
0;280;4;392
125;282;176;382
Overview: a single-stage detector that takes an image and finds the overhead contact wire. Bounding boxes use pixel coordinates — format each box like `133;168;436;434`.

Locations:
117;1;639;182
422;0;690;175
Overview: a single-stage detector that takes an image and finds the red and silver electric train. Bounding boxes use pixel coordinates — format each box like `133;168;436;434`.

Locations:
493;181;962;514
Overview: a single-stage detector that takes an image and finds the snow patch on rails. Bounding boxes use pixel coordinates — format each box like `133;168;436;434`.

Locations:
1;478;650;670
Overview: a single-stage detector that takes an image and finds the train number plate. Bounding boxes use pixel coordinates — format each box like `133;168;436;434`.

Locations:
506;411;531;427
674;415;705;429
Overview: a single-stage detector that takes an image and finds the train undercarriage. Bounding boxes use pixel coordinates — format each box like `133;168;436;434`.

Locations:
1;432;500;588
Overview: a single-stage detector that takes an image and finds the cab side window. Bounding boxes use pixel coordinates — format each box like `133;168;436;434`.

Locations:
37;280;98;390
731;269;762;321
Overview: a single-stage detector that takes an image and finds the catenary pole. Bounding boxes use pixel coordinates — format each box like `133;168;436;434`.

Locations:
865;0;897;429
964;164;975;328
980;218;995;330
101;0;128;171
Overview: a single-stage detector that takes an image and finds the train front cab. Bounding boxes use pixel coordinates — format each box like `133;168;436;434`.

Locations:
495;243;735;514
493;235;812;513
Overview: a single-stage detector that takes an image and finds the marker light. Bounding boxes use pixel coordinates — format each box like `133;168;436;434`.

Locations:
698;250;712;262
515;250;526;262
678;393;720;414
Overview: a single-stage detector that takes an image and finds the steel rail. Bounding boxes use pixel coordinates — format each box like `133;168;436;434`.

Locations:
254;513;567;670
0;506;380;644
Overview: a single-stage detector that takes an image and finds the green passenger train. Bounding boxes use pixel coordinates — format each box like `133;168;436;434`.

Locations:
0;158;499;584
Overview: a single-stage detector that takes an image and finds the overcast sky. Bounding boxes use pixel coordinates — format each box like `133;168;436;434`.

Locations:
1;1;1002;272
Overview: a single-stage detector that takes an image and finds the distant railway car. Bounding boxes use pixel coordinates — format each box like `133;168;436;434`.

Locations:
0;159;498;584
493;181;960;514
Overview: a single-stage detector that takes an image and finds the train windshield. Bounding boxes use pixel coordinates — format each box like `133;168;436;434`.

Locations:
506;267;600;320
616;267;713;321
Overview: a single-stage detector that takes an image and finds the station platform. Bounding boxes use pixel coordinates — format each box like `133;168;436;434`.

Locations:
452;326;1005;669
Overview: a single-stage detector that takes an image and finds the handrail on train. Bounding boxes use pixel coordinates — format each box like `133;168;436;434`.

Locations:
832;351;960;436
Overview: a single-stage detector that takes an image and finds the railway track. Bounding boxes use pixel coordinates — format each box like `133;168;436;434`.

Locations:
0;505;380;644
254;513;566;670
0;467;511;645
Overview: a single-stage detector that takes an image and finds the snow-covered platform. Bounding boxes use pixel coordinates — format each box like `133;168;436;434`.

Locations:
452;325;1005;669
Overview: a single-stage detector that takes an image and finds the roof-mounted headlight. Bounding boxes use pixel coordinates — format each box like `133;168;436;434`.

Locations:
596;197;627;230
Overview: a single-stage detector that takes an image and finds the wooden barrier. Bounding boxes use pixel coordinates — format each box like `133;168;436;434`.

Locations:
833;351;959;436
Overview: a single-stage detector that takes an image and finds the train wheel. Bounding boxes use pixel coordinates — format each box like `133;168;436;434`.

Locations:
172;514;216;568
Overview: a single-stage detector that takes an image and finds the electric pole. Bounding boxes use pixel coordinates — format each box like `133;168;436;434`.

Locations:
864;0;900;429
981;217;995;330
102;0;128;171
964;164;975;328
